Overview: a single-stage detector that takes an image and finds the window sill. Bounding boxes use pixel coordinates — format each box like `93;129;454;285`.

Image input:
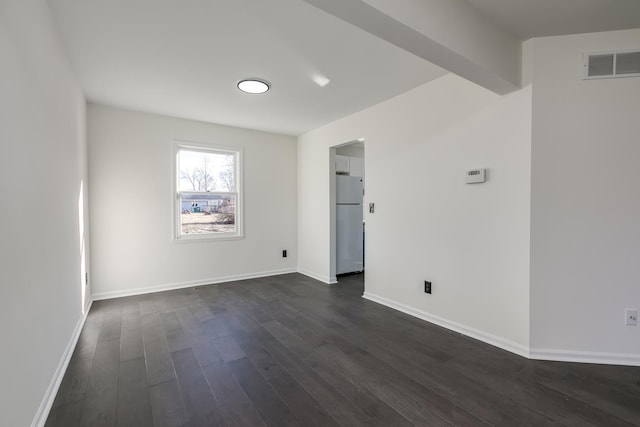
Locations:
173;233;245;244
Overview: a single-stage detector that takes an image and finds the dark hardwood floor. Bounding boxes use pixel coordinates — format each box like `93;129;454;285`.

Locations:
46;273;640;426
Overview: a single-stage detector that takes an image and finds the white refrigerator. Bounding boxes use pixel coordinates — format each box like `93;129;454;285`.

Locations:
336;176;364;274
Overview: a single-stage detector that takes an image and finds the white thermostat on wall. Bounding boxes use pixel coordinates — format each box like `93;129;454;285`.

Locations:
466;168;486;184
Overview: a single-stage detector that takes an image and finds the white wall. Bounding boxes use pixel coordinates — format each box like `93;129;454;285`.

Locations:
88;105;297;298
0;1;90;426
298;72;532;351
530;29;640;363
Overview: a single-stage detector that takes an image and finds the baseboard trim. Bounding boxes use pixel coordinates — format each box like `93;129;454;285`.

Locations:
530;348;640;366
297;269;337;285
92;268;297;300
32;299;93;427
362;291;530;358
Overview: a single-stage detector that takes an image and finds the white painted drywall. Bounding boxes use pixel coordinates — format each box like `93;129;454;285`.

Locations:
88;105;297;298
530;29;640;358
298;72;532;349
0;1;90;426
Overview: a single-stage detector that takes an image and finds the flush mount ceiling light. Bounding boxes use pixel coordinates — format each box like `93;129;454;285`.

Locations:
237;78;270;94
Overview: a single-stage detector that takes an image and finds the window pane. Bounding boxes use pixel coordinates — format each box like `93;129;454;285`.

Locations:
180;193;236;235
179;150;235;192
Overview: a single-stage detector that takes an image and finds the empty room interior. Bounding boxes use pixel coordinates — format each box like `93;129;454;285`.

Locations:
2;0;640;426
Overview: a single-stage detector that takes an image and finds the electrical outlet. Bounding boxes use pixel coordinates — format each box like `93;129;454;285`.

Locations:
282;250;287;258
424;281;432;294
625;309;637;326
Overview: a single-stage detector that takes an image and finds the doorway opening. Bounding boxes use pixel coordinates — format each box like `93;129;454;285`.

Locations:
330;139;365;285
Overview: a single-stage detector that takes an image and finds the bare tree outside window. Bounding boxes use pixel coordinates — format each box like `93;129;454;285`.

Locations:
179;151;233;192
218;157;235;192
180;156;218;191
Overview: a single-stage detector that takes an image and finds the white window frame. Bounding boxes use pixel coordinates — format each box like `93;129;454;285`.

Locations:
173;140;243;242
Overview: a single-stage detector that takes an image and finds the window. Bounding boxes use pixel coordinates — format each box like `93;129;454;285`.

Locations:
174;142;242;241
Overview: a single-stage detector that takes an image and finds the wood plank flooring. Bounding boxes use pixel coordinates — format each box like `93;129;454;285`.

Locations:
46;273;640;426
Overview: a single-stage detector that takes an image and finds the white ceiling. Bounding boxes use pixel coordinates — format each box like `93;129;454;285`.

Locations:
48;0;640;136
465;0;640;40
48;0;445;136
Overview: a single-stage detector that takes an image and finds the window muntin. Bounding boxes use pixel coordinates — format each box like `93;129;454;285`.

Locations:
175;143;242;240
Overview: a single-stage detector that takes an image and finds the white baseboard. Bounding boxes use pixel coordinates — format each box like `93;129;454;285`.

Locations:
92;268;297;300
362;291;530;358
32;299;93;427
297;269;337;285
530;348;640;366
362;292;640;366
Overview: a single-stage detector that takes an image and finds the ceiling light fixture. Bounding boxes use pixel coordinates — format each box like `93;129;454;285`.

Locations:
237;78;270;94
312;75;331;87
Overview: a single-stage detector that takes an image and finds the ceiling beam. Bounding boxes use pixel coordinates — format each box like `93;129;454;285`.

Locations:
301;0;521;95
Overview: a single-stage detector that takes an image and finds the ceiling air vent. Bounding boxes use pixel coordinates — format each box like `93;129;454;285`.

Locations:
584;50;640;79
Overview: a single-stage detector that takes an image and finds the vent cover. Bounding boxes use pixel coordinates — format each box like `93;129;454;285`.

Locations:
584;50;640;79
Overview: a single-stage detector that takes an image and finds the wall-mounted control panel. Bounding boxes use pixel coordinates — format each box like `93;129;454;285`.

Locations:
466;168;486;184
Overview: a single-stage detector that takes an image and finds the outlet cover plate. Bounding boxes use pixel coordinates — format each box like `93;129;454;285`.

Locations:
626;309;638;326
